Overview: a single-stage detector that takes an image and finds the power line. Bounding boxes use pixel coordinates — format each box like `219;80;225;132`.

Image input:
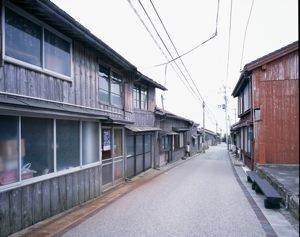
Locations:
240;0;255;71
126;0;198;100
149;0;220;126
155;0;220;67
138;0;201;101
149;0;205;103
128;0;219;126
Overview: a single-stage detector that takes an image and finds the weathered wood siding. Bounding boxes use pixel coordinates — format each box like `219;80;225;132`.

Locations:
0;165;102;237
253;50;299;165
0;40;130;121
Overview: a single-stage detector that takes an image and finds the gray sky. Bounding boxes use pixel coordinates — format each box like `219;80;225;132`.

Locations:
52;0;298;133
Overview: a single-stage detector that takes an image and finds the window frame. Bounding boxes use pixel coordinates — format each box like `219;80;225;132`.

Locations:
133;85;148;110
98;63;123;108
2;2;73;82
0;113;101;192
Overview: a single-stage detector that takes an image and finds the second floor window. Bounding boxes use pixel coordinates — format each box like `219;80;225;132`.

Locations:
4;6;71;78
99;65;122;107
133;86;148;110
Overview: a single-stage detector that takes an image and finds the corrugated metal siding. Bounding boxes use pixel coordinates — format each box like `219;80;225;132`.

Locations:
253;51;299;165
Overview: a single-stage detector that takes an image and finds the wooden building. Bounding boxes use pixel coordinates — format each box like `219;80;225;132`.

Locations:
231;41;299;169
154;108;201;166
0;0;166;235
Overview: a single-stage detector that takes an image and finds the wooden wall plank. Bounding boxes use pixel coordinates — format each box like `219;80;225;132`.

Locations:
66;174;73;210
89;168;95;199
58;176;67;212
21;185;33;229
32;182;43;223
78;171;85;204
9;189;22;234
0;192;10;237
42;180;51;219
84;169;90;202
72;172;79;206
50;178;60;216
94;166;100;197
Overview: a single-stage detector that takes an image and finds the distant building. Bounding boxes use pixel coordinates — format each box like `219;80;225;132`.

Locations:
231;41;299;169
154;108;201;166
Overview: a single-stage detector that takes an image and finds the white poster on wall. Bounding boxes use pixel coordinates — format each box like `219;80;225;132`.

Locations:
103;130;111;151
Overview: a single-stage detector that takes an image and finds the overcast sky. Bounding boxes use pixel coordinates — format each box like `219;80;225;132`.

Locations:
52;0;298;133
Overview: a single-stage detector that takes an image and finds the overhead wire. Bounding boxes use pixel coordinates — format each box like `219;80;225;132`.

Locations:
126;0;198;101
155;0;220;67
128;0;219;127
239;0;255;71
138;0;201;102
149;0;219;125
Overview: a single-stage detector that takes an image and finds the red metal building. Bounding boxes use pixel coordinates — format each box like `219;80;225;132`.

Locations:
231;41;299;169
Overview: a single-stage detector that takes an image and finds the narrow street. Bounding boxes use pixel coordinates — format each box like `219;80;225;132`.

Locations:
63;144;266;237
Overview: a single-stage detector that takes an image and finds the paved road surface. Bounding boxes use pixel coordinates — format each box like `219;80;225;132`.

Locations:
63;144;266;237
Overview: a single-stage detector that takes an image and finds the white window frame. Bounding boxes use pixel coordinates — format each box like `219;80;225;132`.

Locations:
2;2;73;82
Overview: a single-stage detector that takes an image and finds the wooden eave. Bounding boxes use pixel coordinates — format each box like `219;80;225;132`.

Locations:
136;72;167;91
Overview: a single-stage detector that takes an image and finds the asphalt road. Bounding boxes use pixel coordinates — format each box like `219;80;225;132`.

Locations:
63;144;266;237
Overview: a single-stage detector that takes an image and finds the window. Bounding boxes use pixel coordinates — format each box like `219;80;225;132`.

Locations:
22;117;54;179
5;8;42;67
126;135;134;157
145;135;151;152
56;120;80;171
99;65;110;103
0;115;102;188
113;129;123;157
99;65;123;107
102;128;112;160
141;88;148;110
0;116;19;186
133;86;148;110
136;135;144;155
4;6;71;78
82;121;99;165
44;29;71;76
111;73;122;107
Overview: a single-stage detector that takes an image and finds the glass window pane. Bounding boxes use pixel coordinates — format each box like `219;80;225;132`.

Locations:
44;29;71;76
100;76;109;91
102;129;112;160
56;120;80;171
82;121;99;165
5;7;42;66
111;79;121;95
126;135;134;157
145;134;151;152
141;89;148;110
111;93;122;107
113;129;123;157
0;115;19;186
136;135;143;155
21;117;54;179
100;89;109;104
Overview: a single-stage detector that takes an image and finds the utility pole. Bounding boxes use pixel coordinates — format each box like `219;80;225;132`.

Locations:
225;88;229;150
202;101;206;153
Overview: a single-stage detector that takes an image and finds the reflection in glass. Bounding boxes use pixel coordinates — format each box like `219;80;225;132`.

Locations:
56;120;80;171
0;115;19;186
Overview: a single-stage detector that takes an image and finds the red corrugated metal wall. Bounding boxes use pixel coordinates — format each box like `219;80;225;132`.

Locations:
253;51;299;165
